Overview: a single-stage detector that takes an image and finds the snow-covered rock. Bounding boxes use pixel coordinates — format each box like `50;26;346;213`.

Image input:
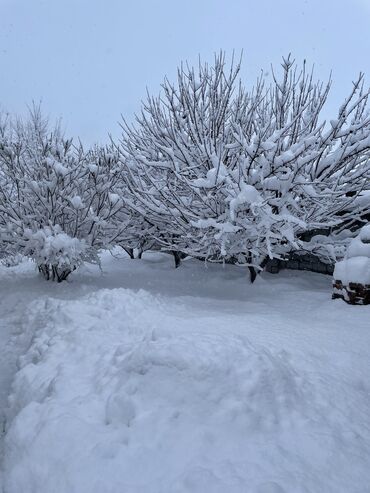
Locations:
334;257;370;286
333;224;370;285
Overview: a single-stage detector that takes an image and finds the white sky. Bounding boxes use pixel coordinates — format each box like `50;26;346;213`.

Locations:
1;0;369;144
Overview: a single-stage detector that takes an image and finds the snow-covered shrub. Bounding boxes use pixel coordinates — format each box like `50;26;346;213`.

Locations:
24;225;87;281
0;108;125;280
84;144;156;259
118;53;257;269
118;54;370;280
0;253;23;268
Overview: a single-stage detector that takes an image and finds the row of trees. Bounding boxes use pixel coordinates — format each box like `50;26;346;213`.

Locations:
1;54;370;281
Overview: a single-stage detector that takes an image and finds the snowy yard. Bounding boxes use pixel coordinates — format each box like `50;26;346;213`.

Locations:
0;252;369;493
2;0;370;491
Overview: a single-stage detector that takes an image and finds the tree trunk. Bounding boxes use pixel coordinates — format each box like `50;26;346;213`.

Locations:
171;251;187;268
38;263;73;282
122;247;135;259
248;266;257;283
55;267;72;282
38;264;50;281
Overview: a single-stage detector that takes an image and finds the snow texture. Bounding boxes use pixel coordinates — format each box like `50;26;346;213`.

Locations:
334;225;370;284
1;251;370;493
334;257;370;285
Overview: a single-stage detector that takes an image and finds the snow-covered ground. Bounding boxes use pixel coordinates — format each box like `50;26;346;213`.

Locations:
1;252;370;493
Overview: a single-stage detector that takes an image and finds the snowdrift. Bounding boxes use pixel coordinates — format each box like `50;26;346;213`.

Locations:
3;281;370;493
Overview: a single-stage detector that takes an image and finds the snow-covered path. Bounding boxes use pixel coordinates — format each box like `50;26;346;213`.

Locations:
1;253;370;492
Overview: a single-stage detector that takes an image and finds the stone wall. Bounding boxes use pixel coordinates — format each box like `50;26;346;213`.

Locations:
265;253;334;275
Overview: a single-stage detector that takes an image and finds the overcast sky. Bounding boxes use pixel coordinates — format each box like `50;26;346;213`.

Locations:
1;0;369;144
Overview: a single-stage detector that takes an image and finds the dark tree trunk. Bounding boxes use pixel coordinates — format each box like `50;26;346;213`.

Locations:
248;266;257;283
38;264;50;280
38;263;73;282
247;251;259;283
259;256;270;271
55;268;73;282
172;251;187;268
172;251;181;268
122;247;135;259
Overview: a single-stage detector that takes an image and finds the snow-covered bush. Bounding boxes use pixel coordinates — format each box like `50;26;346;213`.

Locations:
2;56;369;283
0;108;125;280
117;54;370;280
85;144;159;260
117;53;258;269
24;225;87;282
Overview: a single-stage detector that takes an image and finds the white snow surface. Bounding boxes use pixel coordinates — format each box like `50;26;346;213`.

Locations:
334;257;370;285
347;235;370;260
1;252;370;493
333;225;370;284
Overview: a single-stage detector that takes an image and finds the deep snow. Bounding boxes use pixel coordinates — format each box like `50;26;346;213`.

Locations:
1;252;370;493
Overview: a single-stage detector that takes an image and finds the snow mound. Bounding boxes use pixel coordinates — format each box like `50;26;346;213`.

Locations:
3;285;370;493
334;224;370;284
346;233;370;259
359;224;370;242
109;333;311;432
334;256;370;285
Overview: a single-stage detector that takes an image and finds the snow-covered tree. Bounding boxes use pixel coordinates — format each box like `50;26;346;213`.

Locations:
0;108;126;280
117;53;248;265
233;56;370;266
117;54;370;280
